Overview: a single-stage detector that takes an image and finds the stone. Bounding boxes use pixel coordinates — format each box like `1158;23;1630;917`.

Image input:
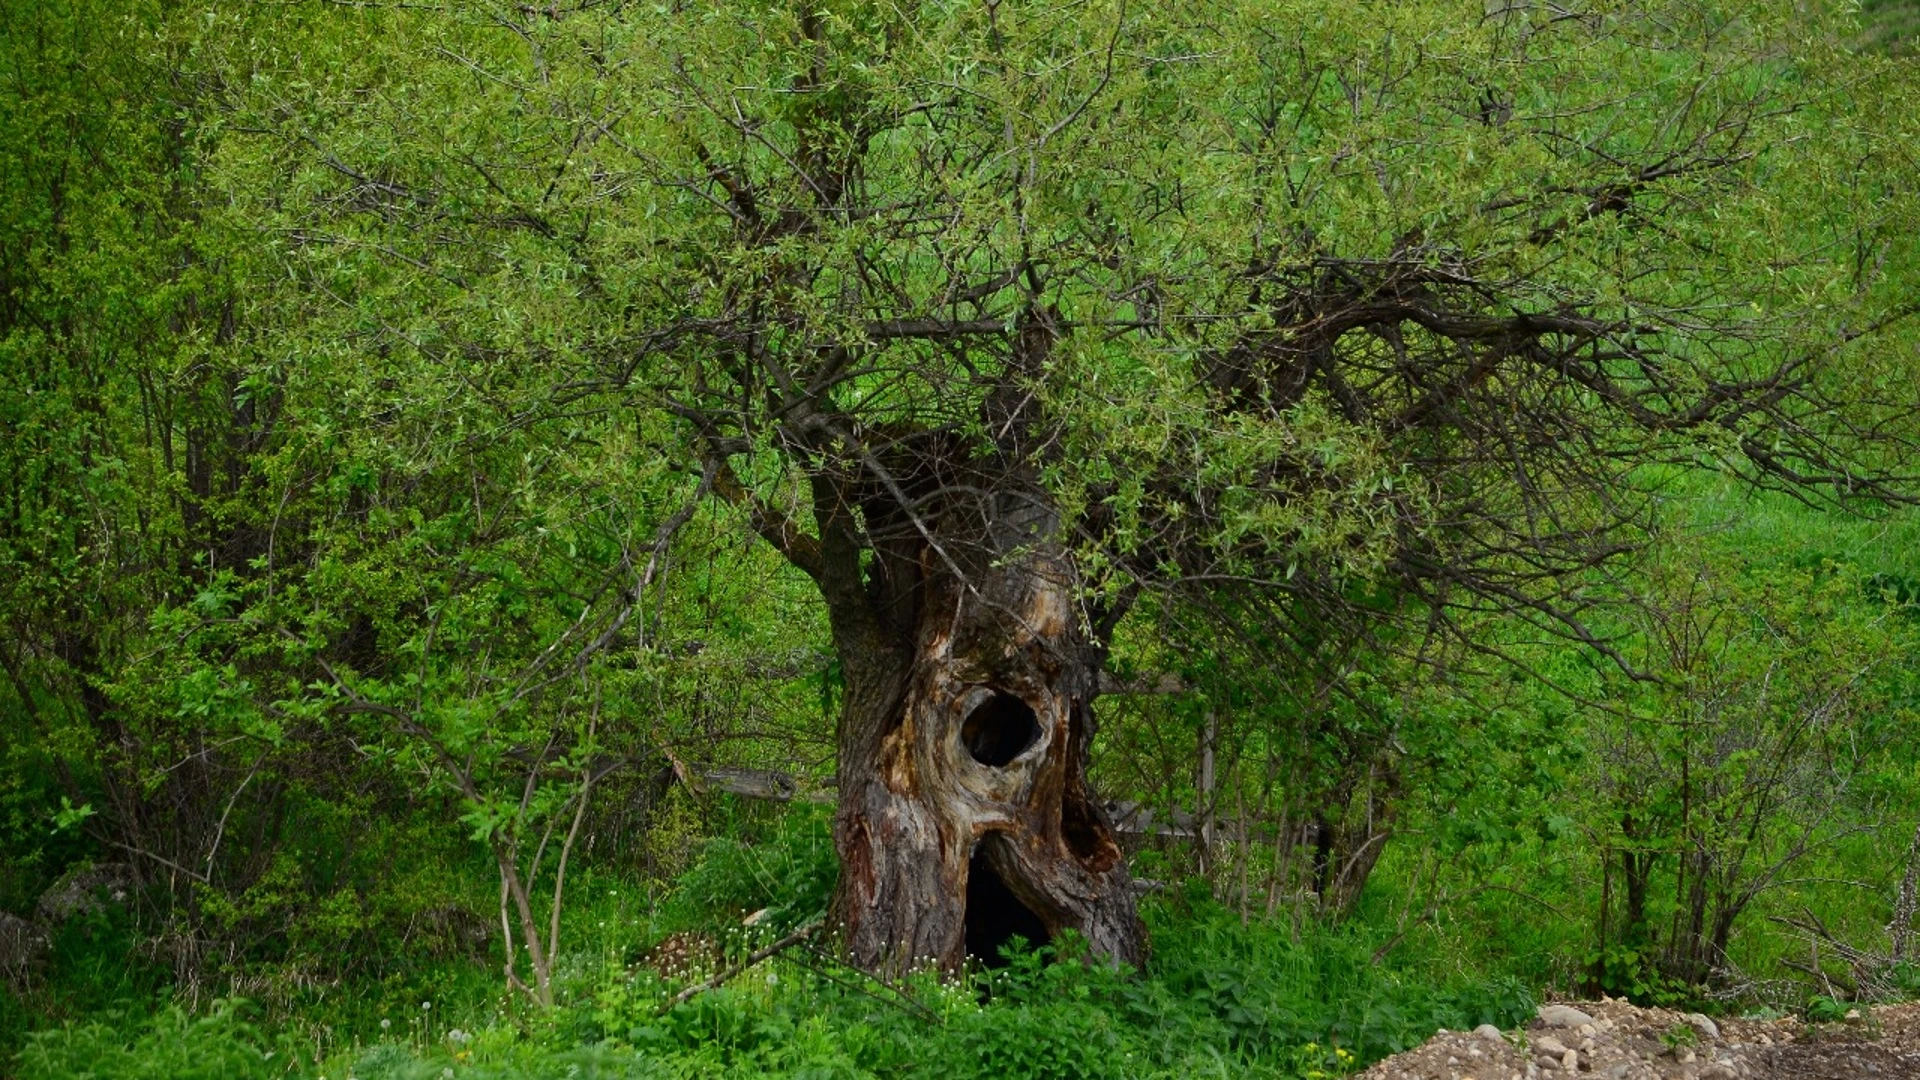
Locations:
1476;1023;1507;1044
0;912;49;990
35;863;132;925
1532;1035;1569;1057
1603;1065;1631;1080
1535;1053;1563;1070
1687;1012;1719;1040
1560;1049;1579;1072
1538;1004;1596;1028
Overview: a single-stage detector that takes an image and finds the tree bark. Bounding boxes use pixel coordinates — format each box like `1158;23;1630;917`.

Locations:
828;546;1146;975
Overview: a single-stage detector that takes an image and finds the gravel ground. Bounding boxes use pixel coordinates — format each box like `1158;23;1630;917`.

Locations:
1355;997;1920;1080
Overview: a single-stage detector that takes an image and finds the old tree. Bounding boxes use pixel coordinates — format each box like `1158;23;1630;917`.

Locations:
213;0;1919;974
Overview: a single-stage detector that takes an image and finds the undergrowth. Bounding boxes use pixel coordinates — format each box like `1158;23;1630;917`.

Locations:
9;816;1535;1080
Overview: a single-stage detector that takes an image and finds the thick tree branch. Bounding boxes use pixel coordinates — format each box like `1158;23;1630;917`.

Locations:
709;456;826;582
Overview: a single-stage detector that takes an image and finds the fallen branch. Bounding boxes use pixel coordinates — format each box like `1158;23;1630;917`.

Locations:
658;919;823;1015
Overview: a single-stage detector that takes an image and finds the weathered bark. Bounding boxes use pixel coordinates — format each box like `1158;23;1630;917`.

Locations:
828;545;1146;974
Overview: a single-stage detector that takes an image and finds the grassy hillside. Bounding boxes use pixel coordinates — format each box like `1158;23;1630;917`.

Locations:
1865;0;1920;53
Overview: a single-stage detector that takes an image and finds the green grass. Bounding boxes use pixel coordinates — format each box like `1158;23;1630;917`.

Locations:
8;818;1539;1080
12;908;1533;1080
13;1002;285;1080
14;723;1919;1080
1863;0;1920;55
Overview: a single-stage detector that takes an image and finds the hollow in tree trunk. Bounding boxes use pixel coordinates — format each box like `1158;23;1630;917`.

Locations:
828;547;1146;974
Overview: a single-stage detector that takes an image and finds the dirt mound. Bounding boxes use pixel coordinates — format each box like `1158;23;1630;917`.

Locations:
1355;998;1920;1079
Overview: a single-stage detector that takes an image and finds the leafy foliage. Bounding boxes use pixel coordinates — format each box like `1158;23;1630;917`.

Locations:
4;0;1920;1074
14;1000;282;1080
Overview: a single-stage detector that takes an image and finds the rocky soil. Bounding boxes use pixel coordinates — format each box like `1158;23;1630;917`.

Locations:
1356;997;1920;1080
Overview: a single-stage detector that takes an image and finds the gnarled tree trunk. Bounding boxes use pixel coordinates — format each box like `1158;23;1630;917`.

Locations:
828;545;1146;974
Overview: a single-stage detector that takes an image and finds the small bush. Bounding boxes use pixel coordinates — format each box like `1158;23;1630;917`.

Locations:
940;1000;1126;1080
13;999;284;1080
658;806;837;935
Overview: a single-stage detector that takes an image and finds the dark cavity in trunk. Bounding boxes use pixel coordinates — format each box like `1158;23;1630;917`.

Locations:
962;692;1041;766
965;836;1051;966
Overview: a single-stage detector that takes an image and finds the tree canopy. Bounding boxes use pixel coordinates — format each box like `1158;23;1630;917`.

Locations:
197;0;1920;663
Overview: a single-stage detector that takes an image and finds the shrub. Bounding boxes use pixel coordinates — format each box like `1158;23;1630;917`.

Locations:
13;999;285;1080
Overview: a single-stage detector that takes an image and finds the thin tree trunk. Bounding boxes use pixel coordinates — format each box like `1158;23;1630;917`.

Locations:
1197;710;1217;879
496;845;552;1006
1266;804;1293;917
1889;821;1920;964
1235;786;1251;923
